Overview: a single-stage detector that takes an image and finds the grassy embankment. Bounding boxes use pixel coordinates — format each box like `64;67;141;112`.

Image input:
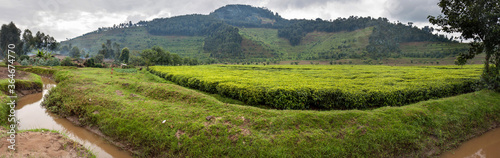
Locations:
0;67;43;126
40;66;500;157
0;67;95;157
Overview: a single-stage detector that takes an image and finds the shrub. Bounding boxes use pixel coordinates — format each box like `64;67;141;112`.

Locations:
149;65;482;110
95;54;104;63
33;58;47;66
122;65;135;69
83;58;95;67
20;59;30;66
20;55;30;61
61;57;74;66
46;58;60;66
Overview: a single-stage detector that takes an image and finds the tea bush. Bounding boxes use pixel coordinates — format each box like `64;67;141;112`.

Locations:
149;65;482;109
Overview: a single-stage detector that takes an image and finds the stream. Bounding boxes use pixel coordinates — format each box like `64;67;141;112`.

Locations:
441;127;500;158
15;77;132;158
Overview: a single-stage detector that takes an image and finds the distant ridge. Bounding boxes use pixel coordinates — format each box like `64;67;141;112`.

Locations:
62;4;468;62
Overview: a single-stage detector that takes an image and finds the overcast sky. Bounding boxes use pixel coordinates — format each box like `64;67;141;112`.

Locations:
0;0;444;42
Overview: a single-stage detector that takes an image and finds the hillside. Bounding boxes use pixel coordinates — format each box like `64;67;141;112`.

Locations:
61;4;470;63
61;27;207;59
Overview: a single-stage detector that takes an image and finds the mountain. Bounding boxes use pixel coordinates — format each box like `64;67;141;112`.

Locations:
61;4;469;63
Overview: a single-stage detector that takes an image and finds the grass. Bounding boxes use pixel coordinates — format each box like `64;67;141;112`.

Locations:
40;66;500;157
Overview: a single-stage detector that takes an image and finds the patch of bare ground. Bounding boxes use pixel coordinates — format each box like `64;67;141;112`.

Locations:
0;127;93;157
0;67;32;80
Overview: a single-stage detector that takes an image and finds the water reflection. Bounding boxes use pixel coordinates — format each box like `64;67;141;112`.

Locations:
16;77;132;158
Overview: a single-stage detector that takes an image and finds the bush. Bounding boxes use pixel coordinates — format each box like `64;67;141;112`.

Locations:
95;54;104;63
149;65;481;110
61;57;74;66
94;63;103;68
122;65;135;69
20;55;30;61
129;56;146;66
20;59;30;66
84;58;95;67
33;58;47;66
46;58;60;66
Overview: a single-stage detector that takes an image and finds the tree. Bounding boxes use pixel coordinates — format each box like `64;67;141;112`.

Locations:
140;49;158;65
95;54;104;63
0;22;22;58
22;29;34;54
429;0;500;91
98;40;119;59
113;42;120;59
60;45;70;54
172;54;182;66
183;57;190;65
120;47;130;63
70;46;80;58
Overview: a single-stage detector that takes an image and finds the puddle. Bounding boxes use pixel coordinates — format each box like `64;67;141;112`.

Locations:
441;128;500;158
15;77;132;158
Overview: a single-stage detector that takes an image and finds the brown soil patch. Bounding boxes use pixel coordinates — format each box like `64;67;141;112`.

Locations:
0;127;93;157
0;67;32;80
175;130;185;139
116;90;123;96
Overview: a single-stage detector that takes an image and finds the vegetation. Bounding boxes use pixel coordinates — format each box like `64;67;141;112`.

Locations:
0;22;59;59
70;46;81;58
135;46;199;66
61;57;74;66
0;70;43;125
0;22;22;58
119;47;130;63
97;40;121;59
35;67;500;157
63;4;469;63
149;65;482;110
429;0;500;92
210;4;288;28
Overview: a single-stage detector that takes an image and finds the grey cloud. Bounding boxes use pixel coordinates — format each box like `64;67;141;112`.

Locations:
266;0;359;10
383;0;441;22
0;0;438;41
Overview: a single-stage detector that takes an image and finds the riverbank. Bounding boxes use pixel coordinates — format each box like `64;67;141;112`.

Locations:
0;127;95;157
0;67;95;157
40;66;500;157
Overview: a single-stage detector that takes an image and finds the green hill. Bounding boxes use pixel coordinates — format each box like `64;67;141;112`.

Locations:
62;27;206;59
61;4;470;63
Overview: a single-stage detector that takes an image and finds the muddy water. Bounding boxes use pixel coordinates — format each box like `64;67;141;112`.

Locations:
15;77;132;158
441;128;500;158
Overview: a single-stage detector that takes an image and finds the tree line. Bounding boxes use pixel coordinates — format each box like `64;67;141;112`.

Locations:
0;22;59;59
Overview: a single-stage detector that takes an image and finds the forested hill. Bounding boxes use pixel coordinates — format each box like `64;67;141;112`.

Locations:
63;4;467;62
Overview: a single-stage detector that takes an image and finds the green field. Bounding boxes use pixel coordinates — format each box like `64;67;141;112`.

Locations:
149;65;482;109
29;66;500;157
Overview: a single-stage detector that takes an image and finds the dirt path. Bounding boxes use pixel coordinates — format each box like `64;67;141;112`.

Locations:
0;127;94;157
